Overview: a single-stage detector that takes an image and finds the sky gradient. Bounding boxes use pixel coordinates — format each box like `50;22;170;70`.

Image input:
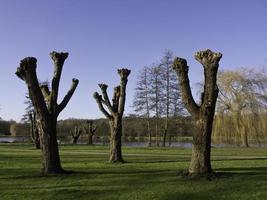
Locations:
0;0;267;121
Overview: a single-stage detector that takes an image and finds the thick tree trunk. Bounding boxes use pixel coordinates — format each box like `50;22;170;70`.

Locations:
189;114;213;174
72;137;78;144
109;119;123;163
88;134;93;145
40;119;63;175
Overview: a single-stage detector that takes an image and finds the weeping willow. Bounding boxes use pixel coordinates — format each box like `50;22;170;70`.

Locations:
212;113;267;146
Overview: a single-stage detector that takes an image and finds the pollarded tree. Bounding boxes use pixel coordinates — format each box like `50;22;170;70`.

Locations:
83;120;97;145
93;68;131;163
15;52;79;175
172;49;222;175
70;126;82;144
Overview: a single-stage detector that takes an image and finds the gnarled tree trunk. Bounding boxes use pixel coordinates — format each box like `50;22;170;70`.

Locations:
173;49;222;175
16;52;79;175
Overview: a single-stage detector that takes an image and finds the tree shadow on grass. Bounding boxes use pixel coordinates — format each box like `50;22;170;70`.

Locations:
72;169;170;176
126;159;189;164
215;166;267;176
213;157;267;162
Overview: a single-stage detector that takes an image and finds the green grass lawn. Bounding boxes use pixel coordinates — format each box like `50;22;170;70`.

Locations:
0;144;267;200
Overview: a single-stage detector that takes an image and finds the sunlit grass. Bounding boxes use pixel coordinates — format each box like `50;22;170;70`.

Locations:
0;143;267;200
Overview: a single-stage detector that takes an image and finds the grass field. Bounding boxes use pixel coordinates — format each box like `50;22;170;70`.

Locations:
0;144;267;200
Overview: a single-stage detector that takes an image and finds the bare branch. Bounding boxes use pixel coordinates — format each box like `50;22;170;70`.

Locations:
98;83;114;114
93;92;112;120
172;57;199;115
112;86;121;113
195;49;222;106
117;68;131;115
50;51;68;108
57;78;79;114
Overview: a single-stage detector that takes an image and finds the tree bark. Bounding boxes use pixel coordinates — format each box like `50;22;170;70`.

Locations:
109;118;123;162
39;118;63;174
189;112;213;174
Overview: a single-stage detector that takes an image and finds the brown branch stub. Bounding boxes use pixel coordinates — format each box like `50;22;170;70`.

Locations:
117;68;131;115
50;51;69;108
194;49;222;68
98;83;114;114
118;68;131;80
16;57;37;80
50;51;69;65
172;57;188;74
98;83;108;91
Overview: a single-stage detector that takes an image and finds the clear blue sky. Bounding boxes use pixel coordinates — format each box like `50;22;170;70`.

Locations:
0;0;266;121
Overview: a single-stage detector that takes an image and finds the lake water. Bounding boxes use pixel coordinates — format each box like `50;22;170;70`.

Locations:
0;136;29;143
1;137;266;148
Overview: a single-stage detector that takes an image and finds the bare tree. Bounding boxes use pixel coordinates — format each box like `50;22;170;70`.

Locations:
93;69;131;163
172;49;222;175
160;50;182;147
70;126;82;144
149;65;164;146
132;66;152;146
15;52;79;175
83;120;97;145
